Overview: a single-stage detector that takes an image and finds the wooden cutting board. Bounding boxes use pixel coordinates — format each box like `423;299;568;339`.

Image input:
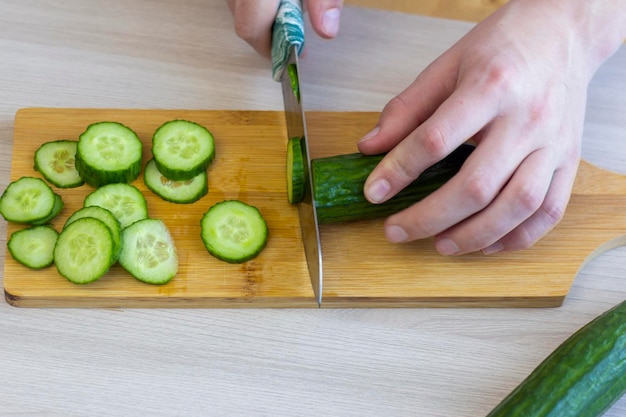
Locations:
5;108;626;308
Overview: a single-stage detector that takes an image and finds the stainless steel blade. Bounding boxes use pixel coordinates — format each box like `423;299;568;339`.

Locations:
280;46;323;306
271;0;322;306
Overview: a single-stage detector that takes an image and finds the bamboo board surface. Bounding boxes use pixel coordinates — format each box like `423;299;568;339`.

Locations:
5;108;626;308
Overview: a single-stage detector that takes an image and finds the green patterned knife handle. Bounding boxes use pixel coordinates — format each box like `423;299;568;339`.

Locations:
271;0;305;81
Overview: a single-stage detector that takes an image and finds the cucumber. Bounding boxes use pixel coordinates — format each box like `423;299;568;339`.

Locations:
31;193;64;225
286;136;305;204
487;299;626;417
64;206;122;264
200;200;268;263
53;217;114;284
119;218;178;285
34;140;84;188
311;143;475;224
8;225;59;269
143;158;208;204
75;121;143;187
151;120;215;181
83;183;148;229
0;176;58;224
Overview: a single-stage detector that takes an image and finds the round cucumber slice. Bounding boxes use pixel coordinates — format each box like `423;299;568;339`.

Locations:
34;140;84;188
64;206;122;264
152;120;215;181
119;218;178;285
0;176;57;224
200;200;269;263
8;225;59;269
83;183;148;229
54;217;114;284
143;158;208;204
76;121;143;187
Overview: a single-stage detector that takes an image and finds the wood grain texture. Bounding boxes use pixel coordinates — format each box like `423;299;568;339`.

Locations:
6;108;626;308
345;0;507;22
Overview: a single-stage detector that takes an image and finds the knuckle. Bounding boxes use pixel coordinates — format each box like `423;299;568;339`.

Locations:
462;170;499;208
514;183;544;214
420;125;449;160
540;198;567;227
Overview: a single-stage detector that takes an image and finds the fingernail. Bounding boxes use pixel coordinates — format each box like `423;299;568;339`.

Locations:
322;8;341;37
386;225;409;243
358;126;379;144
482;241;504;255
365;178;390;203
436;238;460;256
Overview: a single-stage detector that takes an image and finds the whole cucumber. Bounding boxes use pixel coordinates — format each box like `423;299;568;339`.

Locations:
487;299;626;417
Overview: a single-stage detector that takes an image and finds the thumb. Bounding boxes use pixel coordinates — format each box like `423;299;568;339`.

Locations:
305;0;343;38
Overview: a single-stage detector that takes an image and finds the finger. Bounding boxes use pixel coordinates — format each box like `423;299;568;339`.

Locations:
481;160;577;254
434;147;557;255
305;0;343;38
361;77;503;206
357;53;459;156
380;117;537;243
227;0;280;59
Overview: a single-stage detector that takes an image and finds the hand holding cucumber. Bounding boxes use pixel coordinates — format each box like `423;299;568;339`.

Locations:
357;0;626;255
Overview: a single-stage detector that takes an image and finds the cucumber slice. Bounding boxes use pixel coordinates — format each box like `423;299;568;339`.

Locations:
34;140;84;188
8;225;59;269
144;158;208;204
286;136;305;204
31;193;64;225
76;121;143;187
152;120;215;181
64;206;122;264
83;183;148;229
200;200;269;263
0;176;57;224
119;218;178;285
54;217;114;284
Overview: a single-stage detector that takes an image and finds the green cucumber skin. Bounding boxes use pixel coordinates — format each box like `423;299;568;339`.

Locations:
312;144;475;224
75;151;142;188
487;300;626;417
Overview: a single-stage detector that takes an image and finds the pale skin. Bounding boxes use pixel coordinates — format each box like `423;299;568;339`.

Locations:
227;0;626;255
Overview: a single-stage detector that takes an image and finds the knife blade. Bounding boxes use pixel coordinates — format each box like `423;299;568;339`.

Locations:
271;0;323;306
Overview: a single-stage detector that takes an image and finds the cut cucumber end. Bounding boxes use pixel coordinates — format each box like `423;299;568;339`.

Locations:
200;200;268;263
64;206;122;265
286;136;305;204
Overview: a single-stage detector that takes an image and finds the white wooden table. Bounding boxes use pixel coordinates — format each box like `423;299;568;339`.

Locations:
1;1;625;415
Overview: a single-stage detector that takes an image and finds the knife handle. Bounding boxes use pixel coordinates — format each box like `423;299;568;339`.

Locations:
271;0;305;81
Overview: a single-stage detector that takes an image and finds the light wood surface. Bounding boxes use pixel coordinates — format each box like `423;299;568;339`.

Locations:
1;1;625;416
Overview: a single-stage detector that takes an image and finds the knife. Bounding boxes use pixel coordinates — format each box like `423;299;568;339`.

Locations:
271;0;323;306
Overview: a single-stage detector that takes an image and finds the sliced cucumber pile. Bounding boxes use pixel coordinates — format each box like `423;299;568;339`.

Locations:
34;140;84;188
200;200;269;263
8;225;59;269
152;120;215;181
3;117;272;287
119;218;178;285
76;121;143;187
